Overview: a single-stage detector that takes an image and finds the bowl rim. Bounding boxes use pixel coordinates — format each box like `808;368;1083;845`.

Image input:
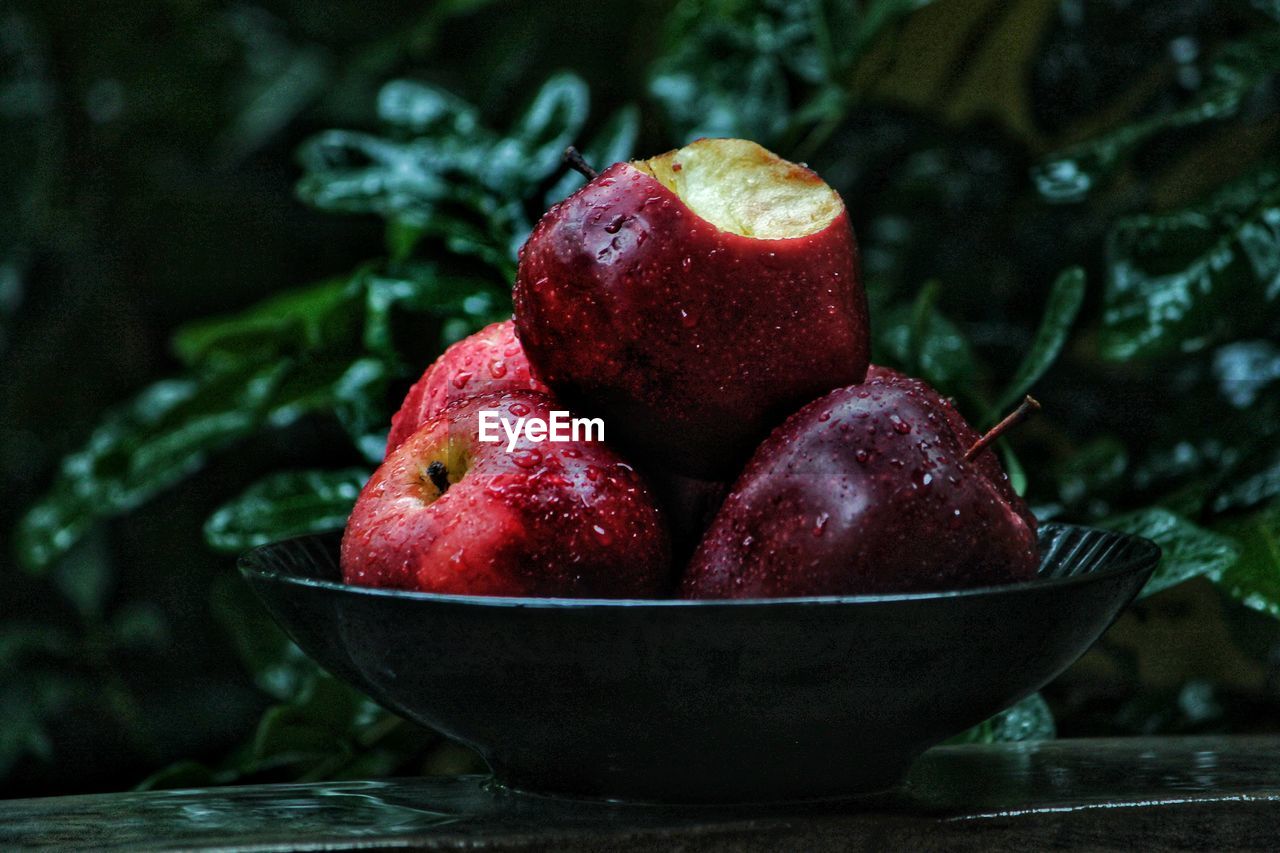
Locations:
238;522;1161;610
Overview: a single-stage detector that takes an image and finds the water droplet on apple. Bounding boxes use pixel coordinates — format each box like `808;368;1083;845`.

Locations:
680;308;698;327
681;256;693;272
488;359;507;378
812;512;829;536
509;402;531;417
890;414;911;434
512;449;541;469
452;372;472;389
604;215;625;234
591;524;613;545
855;449;869;463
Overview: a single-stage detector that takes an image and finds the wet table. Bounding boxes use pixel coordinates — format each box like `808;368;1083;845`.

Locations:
4;736;1279;851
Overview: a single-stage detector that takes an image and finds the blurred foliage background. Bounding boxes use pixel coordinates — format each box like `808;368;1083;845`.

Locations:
3;0;1280;798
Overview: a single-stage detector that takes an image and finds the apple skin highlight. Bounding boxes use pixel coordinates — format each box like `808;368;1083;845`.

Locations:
385;319;549;455
514;153;869;479
343;390;671;597
682;366;1039;598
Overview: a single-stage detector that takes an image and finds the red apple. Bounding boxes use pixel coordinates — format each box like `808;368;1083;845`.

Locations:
681;367;1039;597
646;470;730;563
344;390;671;597
385;319;549;455
514;138;869;477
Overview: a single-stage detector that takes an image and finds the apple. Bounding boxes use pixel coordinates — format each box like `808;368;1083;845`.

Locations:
681;366;1039;597
514;137;869;478
343;390;671;597
385;319;549;455
646;470;730;562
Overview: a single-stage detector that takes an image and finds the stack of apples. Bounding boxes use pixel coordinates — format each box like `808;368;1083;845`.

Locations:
341;139;1040;598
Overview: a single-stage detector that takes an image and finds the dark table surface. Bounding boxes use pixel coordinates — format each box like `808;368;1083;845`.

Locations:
4;736;1279;851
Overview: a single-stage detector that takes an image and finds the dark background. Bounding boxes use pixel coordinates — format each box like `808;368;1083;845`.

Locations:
4;0;1280;798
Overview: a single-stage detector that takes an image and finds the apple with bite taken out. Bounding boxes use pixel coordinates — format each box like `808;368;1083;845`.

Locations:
514;138;869;478
681;366;1039;598
386;319;549;455
343;390;671;597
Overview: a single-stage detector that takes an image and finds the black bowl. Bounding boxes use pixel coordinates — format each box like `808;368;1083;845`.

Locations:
240;522;1158;803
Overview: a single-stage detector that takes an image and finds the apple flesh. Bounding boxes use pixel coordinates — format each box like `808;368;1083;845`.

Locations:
681;366;1039;597
514;138;869;478
343;390;671;597
385;319;549;455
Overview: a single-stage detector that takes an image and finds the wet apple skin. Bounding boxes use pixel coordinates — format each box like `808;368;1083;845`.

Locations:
682;367;1039;598
385;319;549;456
343;390;671;597
514;162;870;478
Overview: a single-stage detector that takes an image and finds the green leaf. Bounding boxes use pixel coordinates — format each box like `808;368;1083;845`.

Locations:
1213;451;1280;514
1054;437;1129;509
376;80;479;138
204;468;367;553
0;674;75;778
497;71;589;188
1033;29;1280;203
649;0;934;146
51;532;112;619
1214;502;1280;619
248;677;380;770
546;104;641;205
109;603;168;652
296;129;455;219
1106;508;1241;598
333;358;392;463
17;356;361;573
0;259;24;356
297;73;602;273
361;264;509;361
1213;340;1280;409
649;6;794;144
211;574;318;702
172;278;358;373
992;268;1085;415
875;296;980;399
1100;164;1280;361
948;693;1055;744
906;280;940;378
1001;443;1027;497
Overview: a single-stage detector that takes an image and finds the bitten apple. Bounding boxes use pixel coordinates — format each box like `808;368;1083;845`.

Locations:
514;138;869;477
682;367;1039;597
344;391;671;597
385;319;549;455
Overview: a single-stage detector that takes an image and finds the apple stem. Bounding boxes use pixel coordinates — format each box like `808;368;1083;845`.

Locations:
426;460;451;495
964;396;1041;462
564;146;598;180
